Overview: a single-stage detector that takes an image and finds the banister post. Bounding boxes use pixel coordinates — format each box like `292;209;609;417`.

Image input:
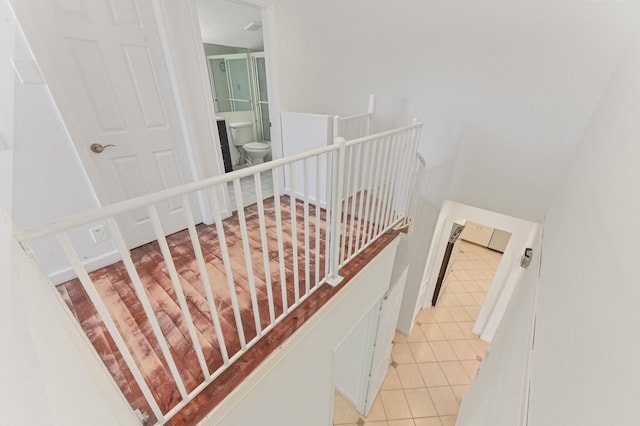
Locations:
333;115;341;140
366;94;376;135
327;137;346;287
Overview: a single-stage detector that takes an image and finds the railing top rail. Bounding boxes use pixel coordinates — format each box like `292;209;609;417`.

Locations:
17;120;423;242
341;120;423;147
336;111;371;121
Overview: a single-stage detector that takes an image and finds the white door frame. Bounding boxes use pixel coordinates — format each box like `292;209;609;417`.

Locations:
260;4;283;163
155;0;284;217
250;51;270;141
151;0;233;221
418;201;541;342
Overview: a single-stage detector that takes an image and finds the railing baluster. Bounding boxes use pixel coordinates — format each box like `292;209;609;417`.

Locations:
371;138;389;240
315;154;321;286
384;131;407;229
339;145;353;266
288;163;300;302
233;178;263;336
254;172;275;324
105;216;189;400
347;144;361;261
394;132;412;225
353;142;369;254
272;168;289;314
303;158;311;295
361;140;377;248
403;123;423;224
399;127;420;221
208;187;247;350
324;151;333;280
56;232;165;423
181;194;229;365
148;204;210;379
365;138;384;245
373;137;394;237
327;137;346;286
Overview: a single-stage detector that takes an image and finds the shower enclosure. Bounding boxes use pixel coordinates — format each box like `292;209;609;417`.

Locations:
206;52;271;141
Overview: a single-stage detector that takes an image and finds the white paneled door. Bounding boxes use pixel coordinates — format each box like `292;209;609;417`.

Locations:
16;0;201;248
361;265;409;415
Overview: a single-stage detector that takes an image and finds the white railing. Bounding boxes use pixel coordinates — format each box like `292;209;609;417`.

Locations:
333;94;376;141
16;120;423;425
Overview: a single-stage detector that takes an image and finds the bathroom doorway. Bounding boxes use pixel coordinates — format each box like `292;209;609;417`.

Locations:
195;0;272;174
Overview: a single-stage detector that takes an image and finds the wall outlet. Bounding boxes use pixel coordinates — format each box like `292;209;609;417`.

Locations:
90;225;108;243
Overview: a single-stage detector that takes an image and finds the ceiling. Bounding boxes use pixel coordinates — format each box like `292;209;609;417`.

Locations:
196;0;264;50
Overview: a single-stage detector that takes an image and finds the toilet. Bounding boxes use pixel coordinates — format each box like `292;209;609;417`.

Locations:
228;121;271;165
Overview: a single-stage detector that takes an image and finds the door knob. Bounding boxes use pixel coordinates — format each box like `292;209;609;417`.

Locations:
90;143;116;153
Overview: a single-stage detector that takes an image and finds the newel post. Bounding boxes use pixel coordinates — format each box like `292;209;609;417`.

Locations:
327;137;346;287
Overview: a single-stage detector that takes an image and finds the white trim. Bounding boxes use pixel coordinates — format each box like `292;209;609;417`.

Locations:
519;228;543;426
334;384;357;406
48;250;121;286
262;5;283;162
152;0;230;224
282;189;328;209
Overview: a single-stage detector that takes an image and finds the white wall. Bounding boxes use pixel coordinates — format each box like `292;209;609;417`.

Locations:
9;1;118;281
264;0;639;223
0;1;15;212
1;212;139;425
527;22;640;426
200;238;399;426
456;238;539;426
260;2;640;350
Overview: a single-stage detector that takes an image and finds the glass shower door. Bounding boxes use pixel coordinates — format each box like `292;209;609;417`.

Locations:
208;53;252;112
226;55;252;112
252;53;270;141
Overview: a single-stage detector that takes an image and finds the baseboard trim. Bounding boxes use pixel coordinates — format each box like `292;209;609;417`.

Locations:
49;250;122;286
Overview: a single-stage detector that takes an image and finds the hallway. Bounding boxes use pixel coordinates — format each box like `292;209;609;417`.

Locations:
333;240;501;426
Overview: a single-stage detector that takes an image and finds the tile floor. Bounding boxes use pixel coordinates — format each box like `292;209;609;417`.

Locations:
333;240;503;426
227;170;275;209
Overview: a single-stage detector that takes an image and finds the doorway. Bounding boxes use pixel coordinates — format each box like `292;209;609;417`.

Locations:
432;221;512;307
15;0;205;250
196;0;273;169
418;201;540;342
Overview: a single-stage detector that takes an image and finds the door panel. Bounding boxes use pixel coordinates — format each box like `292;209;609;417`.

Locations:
363;265;409;414
18;0;201;248
123;45;169;128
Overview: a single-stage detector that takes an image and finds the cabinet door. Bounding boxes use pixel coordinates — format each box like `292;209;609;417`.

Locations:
362;266;409;415
488;229;511;252
460;221;494;246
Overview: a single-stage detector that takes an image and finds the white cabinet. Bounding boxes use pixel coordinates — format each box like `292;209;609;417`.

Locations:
460;221;494;246
488;229;511;252
460;222;511;253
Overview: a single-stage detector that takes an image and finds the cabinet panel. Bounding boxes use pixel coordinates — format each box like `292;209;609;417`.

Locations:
460;221;494;246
